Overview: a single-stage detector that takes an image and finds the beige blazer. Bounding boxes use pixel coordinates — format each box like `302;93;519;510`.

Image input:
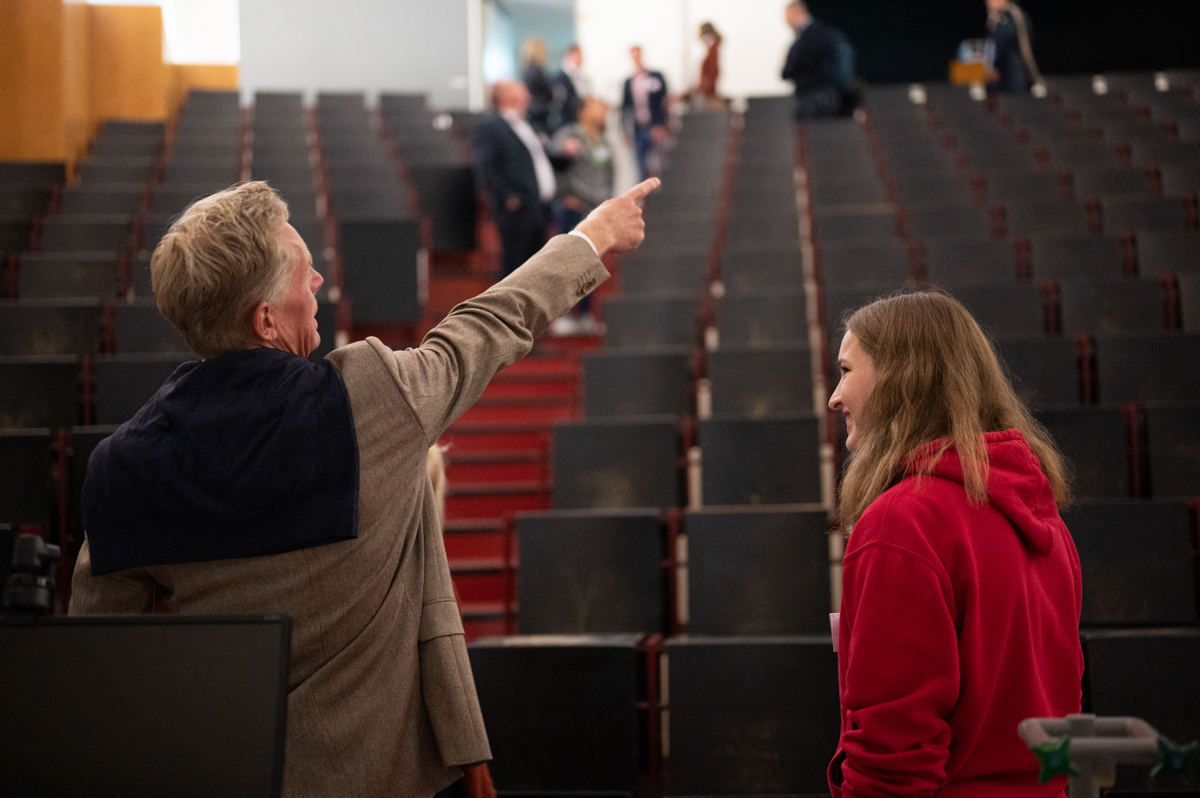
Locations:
70;235;608;798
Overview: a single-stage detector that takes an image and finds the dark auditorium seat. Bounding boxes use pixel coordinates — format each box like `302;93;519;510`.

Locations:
1035;407;1131;499
813;210;899;246
721;244;805;292
1063;500;1198;626
40;215;134;252
114;300;193;354
61;186;146;216
1134;230;1200;277
1081;629;1200;744
1030;234;1127;280
1094;333;1200;403
602;295;698;348
1159;162;1200;197
0;300;101;355
818;241;912;289
667;636;839;796
707;344;813;417
946;284;1046;339
339;218;421;324
582;348;692;418
78;156;157;184
1144;405;1200;498
995;338;1080;407
1071;166;1157;200
17;252;124;299
1103;196;1196;235
1059;279;1166;335
94;354;188;425
516;509;664;634
699;414;820;505
686;507;831;635
552;417;681;509
921;238;1020;286
0;357;79;429
902;204;994;240
1004;200;1093;238
715;288;807;346
619;247;709;297
1181;272;1200;331
468;634;645;792
981;170;1064;202
0;429;55;532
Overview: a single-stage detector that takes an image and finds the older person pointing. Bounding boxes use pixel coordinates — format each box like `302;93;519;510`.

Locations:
69;177;660;798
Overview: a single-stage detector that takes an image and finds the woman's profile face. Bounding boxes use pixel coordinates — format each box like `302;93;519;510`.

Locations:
829;331;877;452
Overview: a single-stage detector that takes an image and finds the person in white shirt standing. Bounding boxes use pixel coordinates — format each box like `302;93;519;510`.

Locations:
473;80;560;279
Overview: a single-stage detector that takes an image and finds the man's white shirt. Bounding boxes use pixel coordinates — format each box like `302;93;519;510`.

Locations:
500;108;556;203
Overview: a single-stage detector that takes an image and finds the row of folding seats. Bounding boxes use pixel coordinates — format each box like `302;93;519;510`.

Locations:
379;93;476;252
0;161;66;260
314;92;423;325
514;496;1200;637
467;627;1199;795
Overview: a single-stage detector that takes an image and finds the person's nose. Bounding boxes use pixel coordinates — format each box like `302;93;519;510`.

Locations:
828;381;843;412
311;267;324;291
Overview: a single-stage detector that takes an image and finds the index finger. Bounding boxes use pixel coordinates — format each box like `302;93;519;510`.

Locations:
622;177;661;205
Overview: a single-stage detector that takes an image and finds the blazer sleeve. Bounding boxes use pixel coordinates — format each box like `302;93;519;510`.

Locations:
835;501;958;796
68;537;156;614
344;234;607;447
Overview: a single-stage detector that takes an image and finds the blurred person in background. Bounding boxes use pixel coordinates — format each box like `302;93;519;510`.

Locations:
474;80;558;280
782;1;843;119
985;0;1041;94
521;38;554;136
550;44;590;133
693;22;724;110
622;45;670;181
547;96;615;336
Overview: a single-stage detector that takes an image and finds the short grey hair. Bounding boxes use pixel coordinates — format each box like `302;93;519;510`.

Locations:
151;181;296;360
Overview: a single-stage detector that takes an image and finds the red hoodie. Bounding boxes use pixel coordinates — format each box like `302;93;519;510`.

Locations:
828;430;1083;798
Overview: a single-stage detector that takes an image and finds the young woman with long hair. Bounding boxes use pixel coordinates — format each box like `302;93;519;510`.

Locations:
826;291;1083;797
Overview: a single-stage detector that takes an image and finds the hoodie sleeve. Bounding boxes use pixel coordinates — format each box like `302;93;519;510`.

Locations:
836;496;959;797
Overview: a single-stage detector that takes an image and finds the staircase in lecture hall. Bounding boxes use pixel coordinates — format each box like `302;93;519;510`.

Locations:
422;250;615;639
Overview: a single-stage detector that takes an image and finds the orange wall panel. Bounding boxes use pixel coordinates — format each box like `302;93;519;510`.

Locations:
88;4;167;122
0;0;67;161
63;0;92;168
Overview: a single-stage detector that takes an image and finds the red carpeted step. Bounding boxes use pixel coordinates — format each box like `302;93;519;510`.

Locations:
451;560;509;604
481;379;576;401
440;423;548;454
444;481;550;519
456;404;575;425
461;605;508;641
443;518;508;560
445;450;546;484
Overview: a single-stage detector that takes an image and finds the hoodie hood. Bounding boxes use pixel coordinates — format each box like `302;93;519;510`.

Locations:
905;429;1060;556
83;347;359;575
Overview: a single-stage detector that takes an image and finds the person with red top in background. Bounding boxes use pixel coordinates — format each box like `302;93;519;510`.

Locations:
827;290;1083;797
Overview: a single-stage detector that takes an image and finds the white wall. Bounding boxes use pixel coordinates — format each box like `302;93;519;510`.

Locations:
88;0;240;65
576;0;793;104
239;0;476;109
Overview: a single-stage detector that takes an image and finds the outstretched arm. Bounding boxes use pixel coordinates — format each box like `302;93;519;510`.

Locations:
373;179;661;445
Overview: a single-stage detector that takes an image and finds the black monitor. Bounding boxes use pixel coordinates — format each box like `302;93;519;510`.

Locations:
0;614;290;798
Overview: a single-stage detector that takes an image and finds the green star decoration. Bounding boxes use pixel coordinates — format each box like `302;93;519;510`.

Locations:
1030;735;1079;784
1151;736;1198;785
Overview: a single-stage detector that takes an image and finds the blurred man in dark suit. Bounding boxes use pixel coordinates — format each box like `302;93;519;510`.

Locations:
474;80;558;279
621;46;670;181
782;1;842;119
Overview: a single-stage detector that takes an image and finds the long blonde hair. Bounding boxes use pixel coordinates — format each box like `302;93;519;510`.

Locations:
837;291;1071;530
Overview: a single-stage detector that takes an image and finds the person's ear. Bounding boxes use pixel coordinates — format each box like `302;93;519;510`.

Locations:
250;300;278;343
